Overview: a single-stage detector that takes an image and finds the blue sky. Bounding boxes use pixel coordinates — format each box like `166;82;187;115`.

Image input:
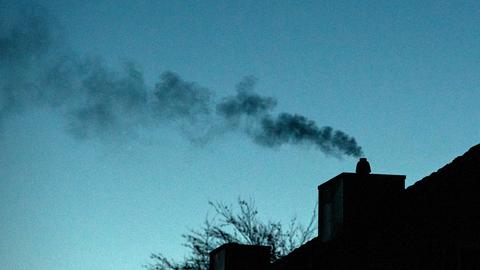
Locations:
1;1;479;270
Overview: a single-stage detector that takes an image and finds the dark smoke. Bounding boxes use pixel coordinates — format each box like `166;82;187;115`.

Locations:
154;71;212;122
257;114;363;157
217;76;276;120
0;7;150;138
0;6;62;116
0;6;363;158
216;78;363;157
69;60;148;139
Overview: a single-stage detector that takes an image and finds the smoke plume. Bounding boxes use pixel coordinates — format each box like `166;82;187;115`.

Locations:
217;76;276;120
217;78;363;157
154;71;212;122
0;6;363;158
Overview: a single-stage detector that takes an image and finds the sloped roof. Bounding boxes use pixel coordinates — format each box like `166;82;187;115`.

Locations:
271;144;480;269
407;143;480;193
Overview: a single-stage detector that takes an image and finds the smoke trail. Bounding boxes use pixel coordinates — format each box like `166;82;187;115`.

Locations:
217;78;363;157
0;6;61;116
257;114;362;157
0;6;363;157
153;71;212;122
0;7;150;138
68;60;149;139
216;76;276;120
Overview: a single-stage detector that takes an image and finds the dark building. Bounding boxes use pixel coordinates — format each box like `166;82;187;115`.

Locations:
210;144;480;270
317;172;405;242
209;243;270;270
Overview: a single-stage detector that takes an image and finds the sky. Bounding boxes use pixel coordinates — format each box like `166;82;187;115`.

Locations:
1;0;479;270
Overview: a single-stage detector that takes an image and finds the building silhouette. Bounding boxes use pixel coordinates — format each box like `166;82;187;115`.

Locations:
210;144;480;270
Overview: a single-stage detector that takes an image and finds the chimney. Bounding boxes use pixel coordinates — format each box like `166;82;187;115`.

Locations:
209;243;270;270
318;158;405;242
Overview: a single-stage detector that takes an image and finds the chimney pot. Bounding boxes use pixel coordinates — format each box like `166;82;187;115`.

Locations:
356;158;371;174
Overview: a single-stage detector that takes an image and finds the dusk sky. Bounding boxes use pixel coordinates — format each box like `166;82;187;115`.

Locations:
1;1;479;270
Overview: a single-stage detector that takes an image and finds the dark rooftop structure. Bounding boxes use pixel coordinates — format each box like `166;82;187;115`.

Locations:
317;172;405;242
210;144;480;270
209;243;270;270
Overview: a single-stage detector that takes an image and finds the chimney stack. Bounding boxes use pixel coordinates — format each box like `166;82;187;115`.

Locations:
318;160;405;242
209;243;270;270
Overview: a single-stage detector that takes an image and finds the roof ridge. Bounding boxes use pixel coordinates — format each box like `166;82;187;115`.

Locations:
407;143;480;190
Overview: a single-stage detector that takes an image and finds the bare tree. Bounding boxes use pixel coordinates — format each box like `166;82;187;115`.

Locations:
146;198;316;270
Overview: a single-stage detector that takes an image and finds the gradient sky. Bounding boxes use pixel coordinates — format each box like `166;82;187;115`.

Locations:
1;1;479;270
